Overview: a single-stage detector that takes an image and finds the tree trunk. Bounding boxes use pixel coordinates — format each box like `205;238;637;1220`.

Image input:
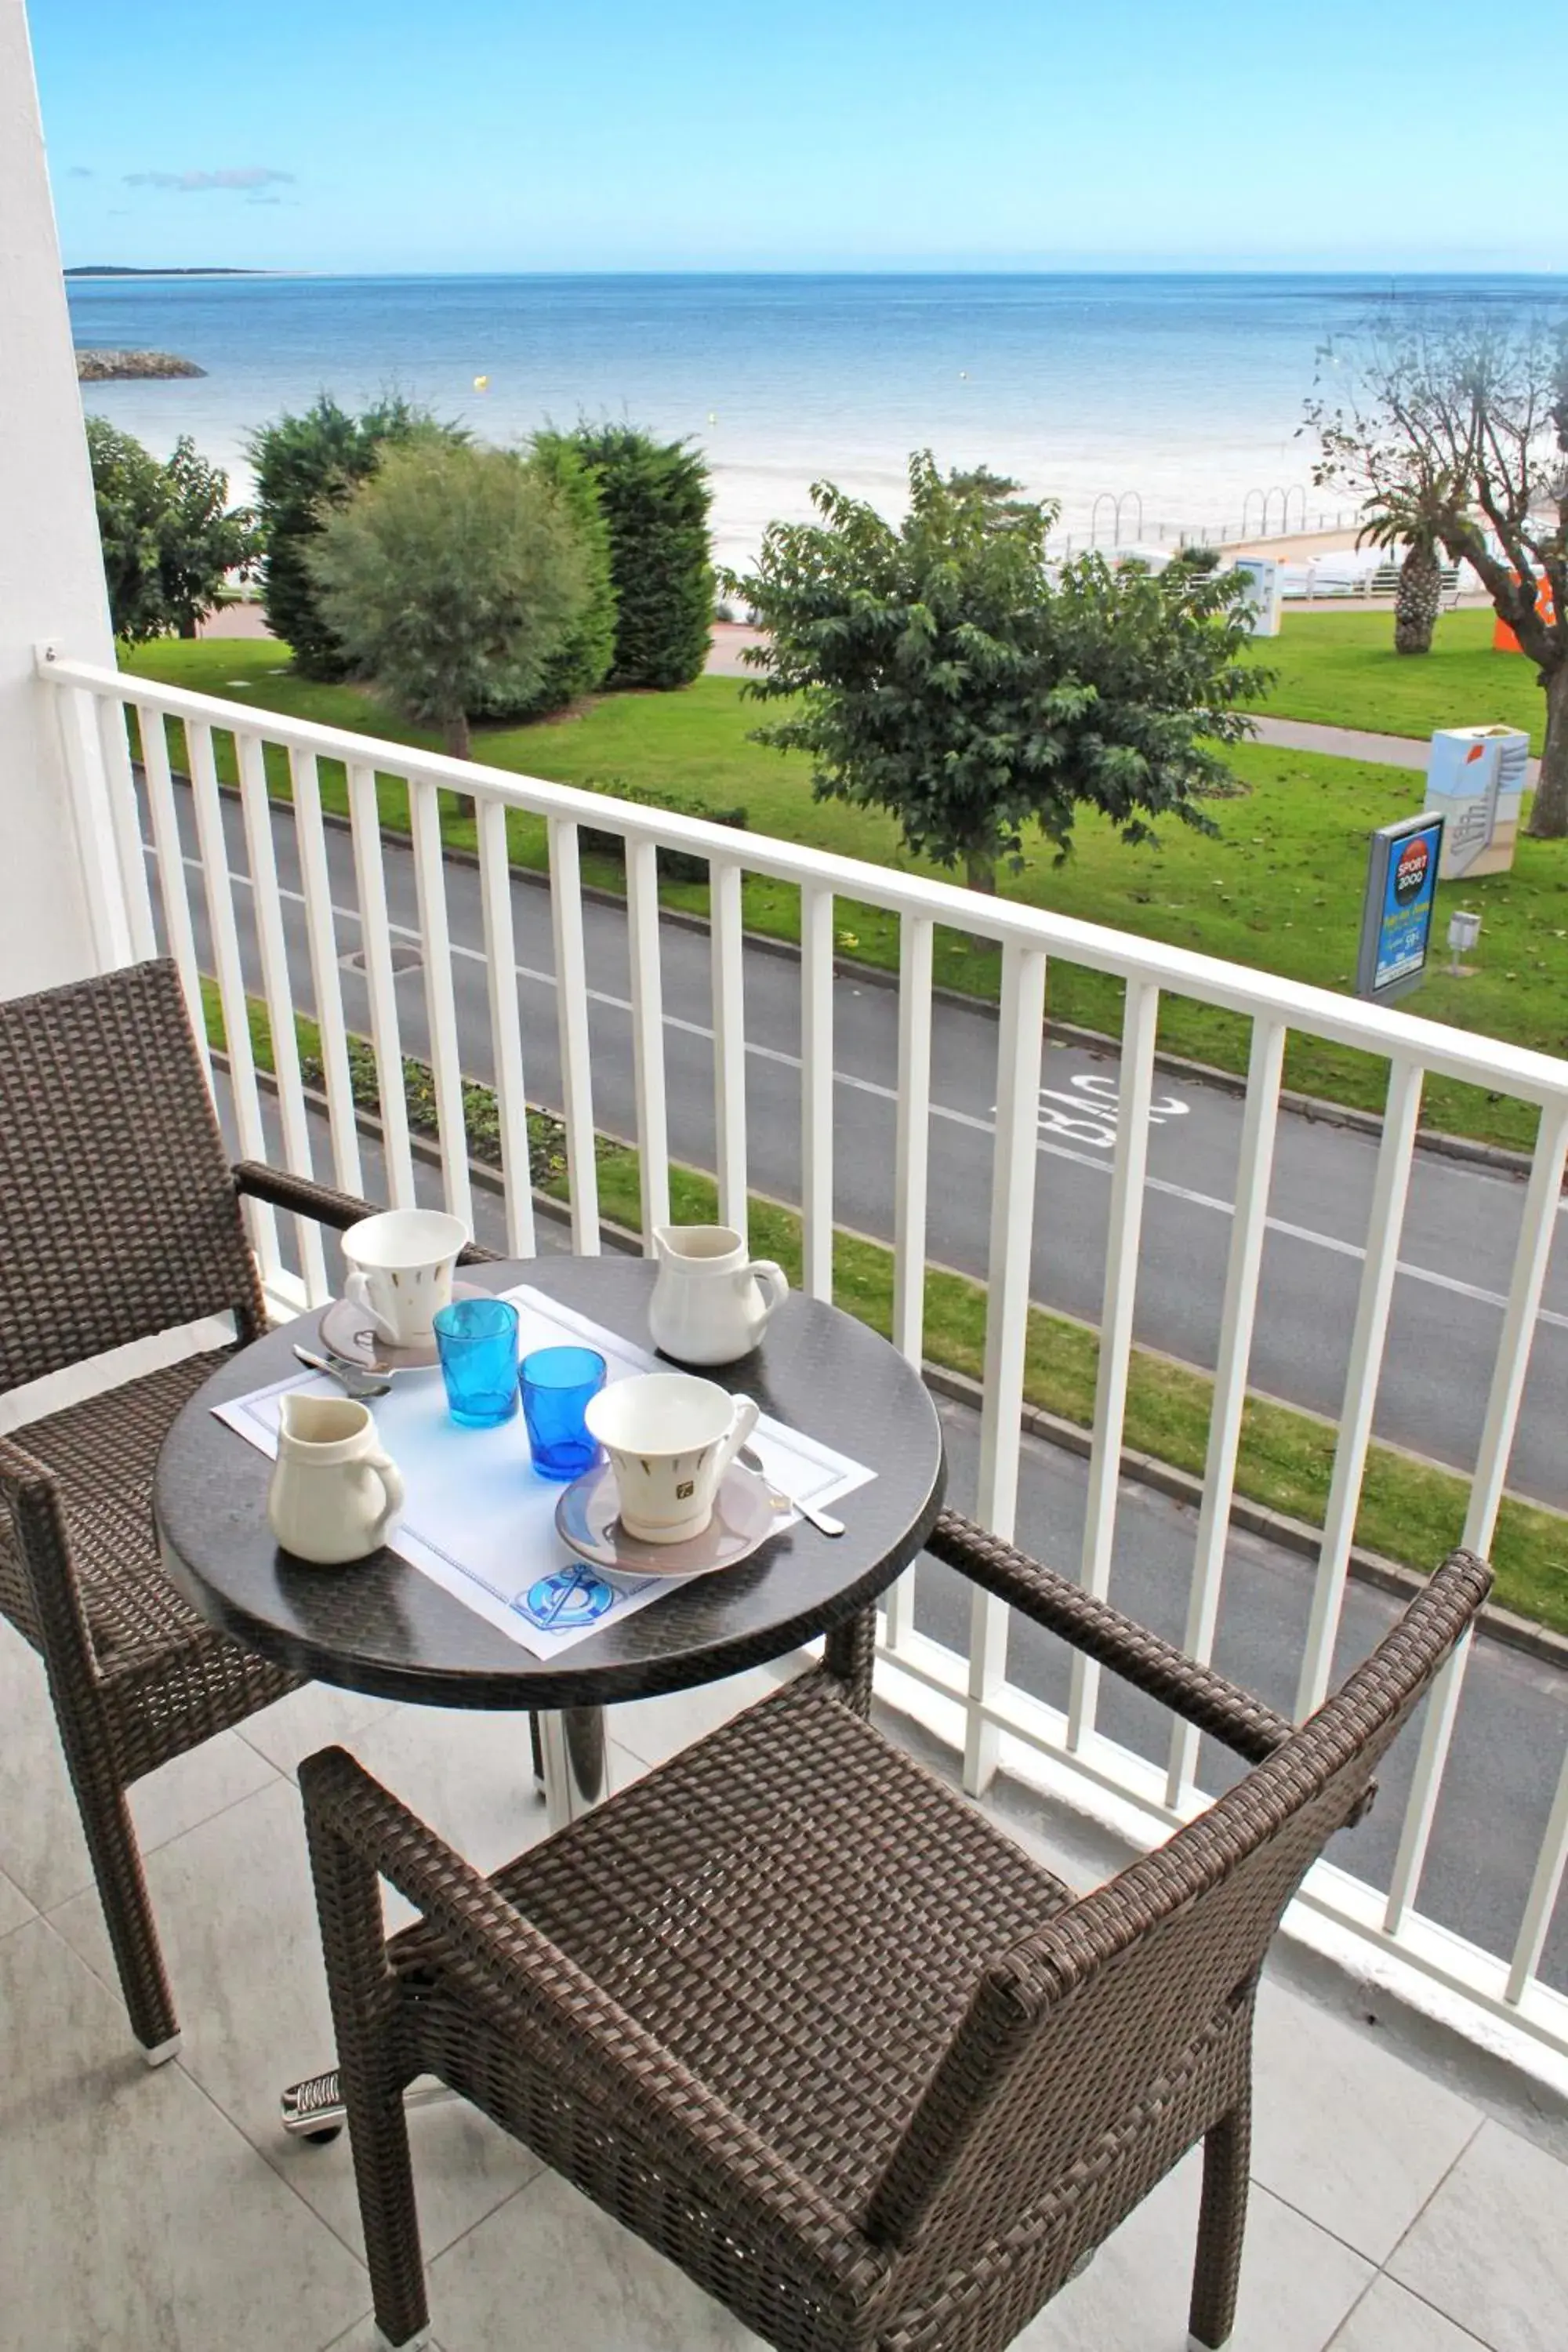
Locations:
443;710;476;827
1525;663;1568;840
1392;543;1441;656
177;612;198;640
964;845;997;895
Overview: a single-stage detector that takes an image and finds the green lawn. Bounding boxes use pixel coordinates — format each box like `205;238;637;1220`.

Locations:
1248;607;1547;751
128;635;1568;1153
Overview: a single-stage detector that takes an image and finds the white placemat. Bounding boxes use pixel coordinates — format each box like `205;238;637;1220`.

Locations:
213;1283;876;1658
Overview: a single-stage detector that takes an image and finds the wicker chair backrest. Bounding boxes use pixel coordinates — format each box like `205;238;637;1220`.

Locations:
866;1550;1490;2277
0;959;263;1390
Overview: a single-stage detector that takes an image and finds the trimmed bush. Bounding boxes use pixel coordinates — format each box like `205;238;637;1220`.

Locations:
523;433;618;713
564;425;713;688
578;778;747;884
247;395;462;677
303;441;590;760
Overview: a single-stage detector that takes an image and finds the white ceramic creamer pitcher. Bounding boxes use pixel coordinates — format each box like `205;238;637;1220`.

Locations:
267;1393;405;1566
647;1224;789;1367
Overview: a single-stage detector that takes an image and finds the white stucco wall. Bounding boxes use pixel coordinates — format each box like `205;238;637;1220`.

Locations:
0;0;122;999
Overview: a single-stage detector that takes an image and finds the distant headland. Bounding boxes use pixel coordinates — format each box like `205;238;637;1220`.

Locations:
65;266;278;279
75;349;207;381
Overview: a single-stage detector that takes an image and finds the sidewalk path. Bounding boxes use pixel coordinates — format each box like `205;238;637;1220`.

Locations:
708;631;1540;780
1247;711;1541;779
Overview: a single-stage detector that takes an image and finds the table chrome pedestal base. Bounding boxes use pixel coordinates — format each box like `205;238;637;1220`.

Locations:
281;2070;456;2140
280;1706;608;2141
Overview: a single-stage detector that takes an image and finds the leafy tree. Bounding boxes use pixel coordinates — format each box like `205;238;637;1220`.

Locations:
564;424;713;687
525;432;618;711
85;417;256;643
1306;316;1568;833
246;394;460;677
728;453;1269;894
303;441;590;759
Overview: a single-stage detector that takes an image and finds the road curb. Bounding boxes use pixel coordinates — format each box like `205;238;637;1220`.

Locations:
236;1058;1567;1675
918;1358;1568;1672
219;778;1539;1181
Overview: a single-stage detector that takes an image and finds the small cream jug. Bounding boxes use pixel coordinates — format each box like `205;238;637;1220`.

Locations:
267;1394;405;1566
647;1225;789;1367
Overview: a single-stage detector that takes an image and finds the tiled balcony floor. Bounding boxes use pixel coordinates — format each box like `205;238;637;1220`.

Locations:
3;1614;1565;2352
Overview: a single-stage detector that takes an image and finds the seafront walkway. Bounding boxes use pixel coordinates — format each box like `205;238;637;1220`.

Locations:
703;624;1525;771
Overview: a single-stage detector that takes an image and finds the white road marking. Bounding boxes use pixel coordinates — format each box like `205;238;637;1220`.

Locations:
159;842;1568;1334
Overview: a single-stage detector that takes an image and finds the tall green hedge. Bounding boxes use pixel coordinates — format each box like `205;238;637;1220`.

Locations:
564;425;713;689
524;434;617;712
246;395;462;678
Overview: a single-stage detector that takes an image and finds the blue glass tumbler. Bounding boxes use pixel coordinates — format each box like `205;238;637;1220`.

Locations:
434;1297;521;1428
521;1345;606;1479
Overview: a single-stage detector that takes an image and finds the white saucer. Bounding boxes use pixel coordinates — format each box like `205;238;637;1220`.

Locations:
554;1460;779;1580
318;1279;489;1374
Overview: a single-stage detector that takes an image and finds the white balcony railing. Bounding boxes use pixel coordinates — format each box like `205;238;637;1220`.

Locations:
38;647;1568;2085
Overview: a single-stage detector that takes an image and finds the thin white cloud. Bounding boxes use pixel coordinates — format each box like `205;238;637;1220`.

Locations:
124;168;295;194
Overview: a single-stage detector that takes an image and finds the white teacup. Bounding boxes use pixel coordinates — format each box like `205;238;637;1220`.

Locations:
341;1209;469;1348
267;1393;405;1566
584;1372;760;1544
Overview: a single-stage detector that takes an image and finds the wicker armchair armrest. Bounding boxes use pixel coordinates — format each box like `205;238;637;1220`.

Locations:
927;1509;1294;1763
0;1428;96;1664
231;1161;503;1263
0;1427;56;1515
300;1747;883;2296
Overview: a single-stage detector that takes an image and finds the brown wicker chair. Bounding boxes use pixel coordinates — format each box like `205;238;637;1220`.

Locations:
301;1515;1490;2352
0;956;418;2062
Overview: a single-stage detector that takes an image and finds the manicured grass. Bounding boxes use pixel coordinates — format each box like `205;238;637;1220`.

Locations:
131;637;1568;1153
1249;607;1547;751
213;979;1568;1635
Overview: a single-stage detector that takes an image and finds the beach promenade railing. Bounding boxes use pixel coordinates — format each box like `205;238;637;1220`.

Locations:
39;648;1568;2084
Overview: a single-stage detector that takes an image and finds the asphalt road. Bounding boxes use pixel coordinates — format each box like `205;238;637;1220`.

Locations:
241;1081;1568;1998
157;781;1568;1510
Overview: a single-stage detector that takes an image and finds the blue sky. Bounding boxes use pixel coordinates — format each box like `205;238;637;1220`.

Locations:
31;0;1566;274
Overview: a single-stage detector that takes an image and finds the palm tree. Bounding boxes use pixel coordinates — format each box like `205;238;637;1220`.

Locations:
1356;469;1461;656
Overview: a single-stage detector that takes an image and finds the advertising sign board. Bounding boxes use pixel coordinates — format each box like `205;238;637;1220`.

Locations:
1356;812;1444;1002
1424;727;1528;879
1232;555;1283;637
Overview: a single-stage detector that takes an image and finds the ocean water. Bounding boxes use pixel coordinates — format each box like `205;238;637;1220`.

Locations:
67;271;1568;574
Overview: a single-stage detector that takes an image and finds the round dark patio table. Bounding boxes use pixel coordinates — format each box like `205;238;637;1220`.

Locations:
154;1252;945;1726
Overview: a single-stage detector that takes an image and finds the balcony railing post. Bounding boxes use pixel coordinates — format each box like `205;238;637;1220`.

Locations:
408;779;474;1234
237;731;327;1300
626;837;672;1248
884;913;935;1655
1508;1738;1568;2009
347;761;416;1210
50;678;152;971
710;860;749;1240
287;747;365;1200
548;817;600;1254
1295;1058;1424;1722
186;717;281;1288
1067;976;1160;1751
965;941;1047;1797
136;701;212;1091
1166;1016;1287;1809
1385;1099;1568;1937
476;796;536;1258
800;884;835;1301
